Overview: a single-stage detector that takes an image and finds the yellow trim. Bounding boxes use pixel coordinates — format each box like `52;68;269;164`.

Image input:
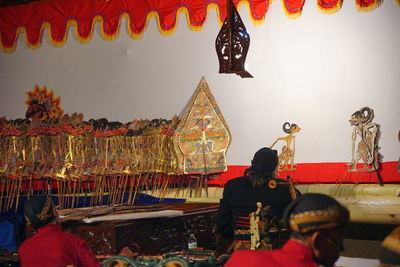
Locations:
150;11;176;37
237;0;267;25
207;2;224;26
317;0;343;14
275;0;302;19
7;0;391;53
0;0;281;53
356;0;381;12
124;13;144;40
396;0;400;8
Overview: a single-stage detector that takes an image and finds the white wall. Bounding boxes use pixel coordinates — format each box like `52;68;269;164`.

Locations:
0;0;399;165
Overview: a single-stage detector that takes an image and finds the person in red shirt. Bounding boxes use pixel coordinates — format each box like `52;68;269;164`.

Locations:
225;193;350;267
18;195;100;267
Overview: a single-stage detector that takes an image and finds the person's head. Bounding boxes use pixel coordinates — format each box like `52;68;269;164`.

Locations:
245;147;278;188
283;193;350;267
24;195;59;229
379;226;400;267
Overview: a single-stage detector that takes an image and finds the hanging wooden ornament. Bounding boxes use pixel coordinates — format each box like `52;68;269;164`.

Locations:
215;0;253;78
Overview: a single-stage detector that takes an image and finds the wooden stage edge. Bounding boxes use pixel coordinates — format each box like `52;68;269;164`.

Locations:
145;184;400;224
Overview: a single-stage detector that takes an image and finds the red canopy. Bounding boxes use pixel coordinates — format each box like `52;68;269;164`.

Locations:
0;0;384;52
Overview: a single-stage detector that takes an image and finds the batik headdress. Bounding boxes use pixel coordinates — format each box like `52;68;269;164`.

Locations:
24;195;55;229
283;193;349;234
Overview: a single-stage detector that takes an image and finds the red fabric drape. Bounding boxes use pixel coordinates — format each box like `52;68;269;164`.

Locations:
0;0;301;52
208;161;400;185
0;0;393;52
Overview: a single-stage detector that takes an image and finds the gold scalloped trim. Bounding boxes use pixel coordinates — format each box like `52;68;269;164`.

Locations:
0;1;299;53
356;0;381;12
317;0;343;14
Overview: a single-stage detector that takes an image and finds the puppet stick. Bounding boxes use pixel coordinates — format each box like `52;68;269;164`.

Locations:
106;177;114;204
77;179;83;209
96;176;102;206
160;174;170;200
57;179;63;209
62;179;67;209
121;174;129;204
173;175;179;198
6;179;14;212
287;176;298;200
116;175;123;204
113;175;119;205
5;179;12;212
176;175;184;198
71;178;77;209
111;175;118;204
90;176;95;207
93;176;101;206
65;179;71;209
120;174;129;204
116;175;122;204
58;180;63;209
99;175;107;206
126;174;133;205
58;179;64;209
108;175;113;204
105;176;111;205
72;179;79;209
110;176;115;205
15;177;22;212
27;176;33;199
109;174;115;204
153;173;160;198
63;180;68;209
127;174;137;205
89;177;95;207
149;172;154;193
2;179;8;212
7;179;17;212
93;176;99;206
3;179;9;212
83;177;89;207
132;172;144;205
4;179;10;212
0;178;5;212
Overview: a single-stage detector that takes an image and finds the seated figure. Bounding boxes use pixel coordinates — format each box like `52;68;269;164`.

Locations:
18;195;100;267
225;193;350;267
216;147;298;251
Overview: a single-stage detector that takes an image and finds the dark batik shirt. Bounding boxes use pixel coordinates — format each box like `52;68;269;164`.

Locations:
216;176;294;238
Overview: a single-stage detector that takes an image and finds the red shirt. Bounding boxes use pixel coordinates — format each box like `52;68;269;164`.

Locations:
18;224;99;267
224;239;319;267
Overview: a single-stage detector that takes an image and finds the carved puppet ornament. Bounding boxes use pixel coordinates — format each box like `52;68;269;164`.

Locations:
348;107;380;173
25;85;63;120
270;122;301;172
174;77;231;175
215;0;253;78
